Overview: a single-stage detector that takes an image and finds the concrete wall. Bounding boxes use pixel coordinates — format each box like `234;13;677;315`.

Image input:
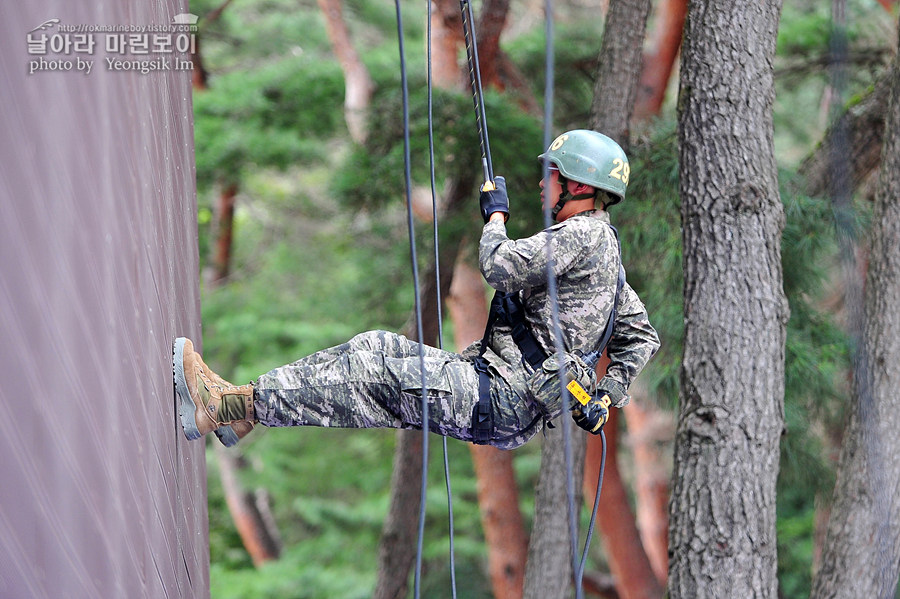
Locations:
0;2;208;597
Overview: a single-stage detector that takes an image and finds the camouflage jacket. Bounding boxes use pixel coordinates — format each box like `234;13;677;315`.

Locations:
464;209;659;400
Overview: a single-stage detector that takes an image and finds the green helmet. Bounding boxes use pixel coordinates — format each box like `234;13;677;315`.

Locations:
538;130;630;206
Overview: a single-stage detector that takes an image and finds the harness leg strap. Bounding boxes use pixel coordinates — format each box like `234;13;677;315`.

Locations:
471;358;493;445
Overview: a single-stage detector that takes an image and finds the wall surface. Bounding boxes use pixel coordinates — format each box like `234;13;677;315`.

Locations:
0;2;208;597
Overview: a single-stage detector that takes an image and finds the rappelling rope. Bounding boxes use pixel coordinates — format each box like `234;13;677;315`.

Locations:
392;2;431;596
427;0;459;594
578;430;606;588
395;2;460;597
461;0;495;189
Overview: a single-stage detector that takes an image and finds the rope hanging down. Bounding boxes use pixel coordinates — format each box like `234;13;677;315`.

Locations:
391;3;433;597
396;2;459;597
427;0;459;594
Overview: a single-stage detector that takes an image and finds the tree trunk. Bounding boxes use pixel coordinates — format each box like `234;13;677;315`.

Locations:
191;0;234;90
633;0;687;121
623;396;672;584
317;0;374;143
449;258;528;599
213;444;282;566
583;573;621;599
476;0;511;90
191;37;209;90
430;0;466;90
373;429;424;599
585;409;663;599
798;74;892;199
431;0;538;113
523;427;586;599
589;0;653;147
809;18;900;599
207;182;237;285
669;1;788;597
469;446;528;599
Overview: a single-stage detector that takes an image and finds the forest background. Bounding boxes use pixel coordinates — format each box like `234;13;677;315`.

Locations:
189;0;899;597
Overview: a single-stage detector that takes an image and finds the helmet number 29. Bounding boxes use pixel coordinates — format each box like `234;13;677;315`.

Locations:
609;158;630;186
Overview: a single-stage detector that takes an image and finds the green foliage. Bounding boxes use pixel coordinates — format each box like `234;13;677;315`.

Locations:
201;210;414;384
206;428;503;599
336;85;543;214
613;124;683;404
506;21;605;130
777;4;833;57
194;58;345;188
777;484;819;599
773;0;893;166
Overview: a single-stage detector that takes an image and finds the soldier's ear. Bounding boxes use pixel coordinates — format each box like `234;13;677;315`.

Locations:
572;181;594;195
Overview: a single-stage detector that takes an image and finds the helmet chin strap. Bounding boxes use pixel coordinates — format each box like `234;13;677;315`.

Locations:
551;175;595;221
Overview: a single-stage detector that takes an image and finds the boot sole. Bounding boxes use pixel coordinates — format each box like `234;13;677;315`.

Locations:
174;337;202;441
173;337;239;447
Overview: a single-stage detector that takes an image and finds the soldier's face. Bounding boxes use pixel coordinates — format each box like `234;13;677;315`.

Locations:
539;165;564;212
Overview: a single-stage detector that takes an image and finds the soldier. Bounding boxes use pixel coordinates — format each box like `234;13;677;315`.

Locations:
174;130;659;450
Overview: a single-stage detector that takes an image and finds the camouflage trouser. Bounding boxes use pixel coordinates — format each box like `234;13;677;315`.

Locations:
254;330;545;449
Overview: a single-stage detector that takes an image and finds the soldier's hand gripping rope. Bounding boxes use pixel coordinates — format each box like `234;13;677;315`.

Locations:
570;390;612;434
569;376;628;434
479;175;509;222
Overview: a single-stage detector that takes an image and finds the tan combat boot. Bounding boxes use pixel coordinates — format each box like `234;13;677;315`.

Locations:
195;351;256;446
174;337;256;447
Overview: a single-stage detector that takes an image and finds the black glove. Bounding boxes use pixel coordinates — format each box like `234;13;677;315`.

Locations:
479;176;509;223
571;391;612;434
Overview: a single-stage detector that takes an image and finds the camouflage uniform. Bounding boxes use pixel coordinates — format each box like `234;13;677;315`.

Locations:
255;209;659;450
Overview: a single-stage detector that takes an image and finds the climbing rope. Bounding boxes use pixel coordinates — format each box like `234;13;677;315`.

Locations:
395;2;460;597
461;0;496;190
391;2;431;596
577;430;606;589
427;0;459;594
